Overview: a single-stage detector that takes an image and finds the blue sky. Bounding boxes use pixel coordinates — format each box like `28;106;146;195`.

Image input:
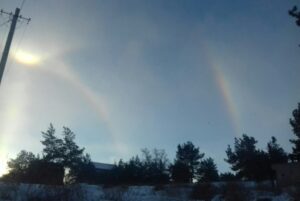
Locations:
0;0;299;175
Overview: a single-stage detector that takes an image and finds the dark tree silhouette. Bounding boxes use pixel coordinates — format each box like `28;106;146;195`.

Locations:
289;6;300;26
25;159;64;185
174;141;204;182
267;136;288;164
125;156;144;184
170;161;191;183
60;126;91;184
41;123;64;163
5;150;36;181
140;148;169;184
266;136;288;186
119;156;143;184
197;157;219;182
3;132;110;185
289;6;300;46
105;149;169;185
61;127;85;167
72;154;96;184
289;103;300;161
225;134;270;181
219;172;237;182
2;151;64;185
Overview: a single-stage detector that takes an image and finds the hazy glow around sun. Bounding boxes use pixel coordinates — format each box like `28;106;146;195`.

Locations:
14;50;41;66
0;156;8;176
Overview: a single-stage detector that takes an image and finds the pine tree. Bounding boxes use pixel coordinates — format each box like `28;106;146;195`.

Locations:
61;127;86;183
174;141;204;182
61;126;85;168
197;157;219;182
170;161;191;183
225;134;270;181
40;124;92;184
289;6;300;27
40;124;64;163
141;148;169;184
290;103;300;160
7;150;36;175
219;172;236;182
267;136;288;164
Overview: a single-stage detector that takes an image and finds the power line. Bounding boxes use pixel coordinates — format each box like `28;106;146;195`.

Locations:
0;17;10;56
0;23;9;50
20;0;26;11
5;23;29;75
0;19;11;28
0;8;31;84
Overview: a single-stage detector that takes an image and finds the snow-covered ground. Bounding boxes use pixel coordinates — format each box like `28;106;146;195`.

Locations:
0;182;295;201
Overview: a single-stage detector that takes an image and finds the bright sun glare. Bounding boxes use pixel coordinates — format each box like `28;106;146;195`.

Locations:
14;50;40;66
0;159;8;176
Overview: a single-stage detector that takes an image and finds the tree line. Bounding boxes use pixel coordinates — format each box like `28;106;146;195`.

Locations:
1;125;95;185
1;102;299;185
0;4;299;187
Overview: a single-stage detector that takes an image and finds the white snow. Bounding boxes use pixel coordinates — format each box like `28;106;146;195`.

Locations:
0;182;294;201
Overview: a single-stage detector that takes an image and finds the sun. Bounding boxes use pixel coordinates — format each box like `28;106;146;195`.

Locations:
14;50;40;66
0;158;8;177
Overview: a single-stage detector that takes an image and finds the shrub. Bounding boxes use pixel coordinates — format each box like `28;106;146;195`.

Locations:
256;198;272;201
0;183;17;200
221;182;252;201
190;183;217;201
286;186;300;201
153;184;165;191
102;186;128;201
255;181;273;192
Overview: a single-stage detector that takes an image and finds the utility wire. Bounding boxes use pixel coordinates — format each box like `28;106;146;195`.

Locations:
0;3;31;83
0;20;9;55
5;23;28;75
0;29;8;49
14;23;28;55
0;19;11;28
20;0;26;11
16;18;25;30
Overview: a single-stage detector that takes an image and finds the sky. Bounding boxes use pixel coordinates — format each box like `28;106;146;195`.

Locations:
0;0;299;176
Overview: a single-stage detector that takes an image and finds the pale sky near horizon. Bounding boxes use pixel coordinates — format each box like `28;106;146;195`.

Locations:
0;0;299;176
